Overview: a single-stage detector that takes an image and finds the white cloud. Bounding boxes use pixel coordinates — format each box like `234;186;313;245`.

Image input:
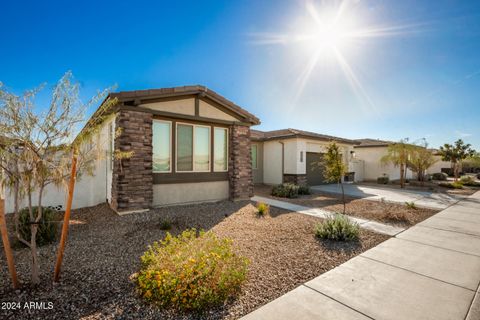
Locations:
454;130;473;138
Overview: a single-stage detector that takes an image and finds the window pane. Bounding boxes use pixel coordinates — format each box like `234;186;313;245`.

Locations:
177;124;193;171
194;126;210;171
251;145;257;169
152;121;171;172
214;128;228;171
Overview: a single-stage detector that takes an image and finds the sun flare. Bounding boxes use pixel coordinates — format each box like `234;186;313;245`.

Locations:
251;0;421;110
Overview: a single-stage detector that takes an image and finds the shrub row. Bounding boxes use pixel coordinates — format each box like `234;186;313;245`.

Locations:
271;183;310;198
431;172;448;181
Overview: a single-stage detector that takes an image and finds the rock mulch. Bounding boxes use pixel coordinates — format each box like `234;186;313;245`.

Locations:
255;184;439;226
1;201;388;319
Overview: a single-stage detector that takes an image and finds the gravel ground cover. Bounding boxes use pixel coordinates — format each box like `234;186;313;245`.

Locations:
1;201;388;319
255;184;439;226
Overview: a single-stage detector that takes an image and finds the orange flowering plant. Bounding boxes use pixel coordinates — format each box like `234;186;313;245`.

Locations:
133;229;249;310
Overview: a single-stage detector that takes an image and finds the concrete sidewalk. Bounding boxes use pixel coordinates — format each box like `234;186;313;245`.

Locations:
243;191;480;320
311;183;465;210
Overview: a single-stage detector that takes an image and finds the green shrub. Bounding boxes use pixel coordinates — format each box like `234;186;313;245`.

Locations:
451;181;464;189
439;182;464;189
298;185;311;195
459;175;480;187
158;219;172;231
271;183;300;198
256;202;270;216
315;215;359;241
377;176;389;184
405;201;417;210
18;206;58;246
135;229;249;310
432;172;448;181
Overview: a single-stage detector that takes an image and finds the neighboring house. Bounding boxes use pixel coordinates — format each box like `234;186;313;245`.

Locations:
5;85;260;214
353;138;414;182
251;129;358;185
426;149;454;175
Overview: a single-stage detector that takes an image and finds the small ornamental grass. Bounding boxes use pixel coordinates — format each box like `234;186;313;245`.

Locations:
460;175;480;187
439;181;464;189
256;202;270;216
158;219;172;230
134;229;249;311
315;214;360;241
405;201;417;210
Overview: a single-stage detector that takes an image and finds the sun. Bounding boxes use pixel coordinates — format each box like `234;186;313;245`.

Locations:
250;0;418;109
302;2;358;54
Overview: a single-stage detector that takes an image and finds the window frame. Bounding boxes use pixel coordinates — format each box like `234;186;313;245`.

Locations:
152;119;172;173
175;122;212;173
213;127;229;172
251;144;258;170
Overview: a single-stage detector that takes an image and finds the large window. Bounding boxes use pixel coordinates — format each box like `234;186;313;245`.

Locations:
176;123;211;172
152;120;172;172
194;126;210;171
251;144;258;169
214;128;228;171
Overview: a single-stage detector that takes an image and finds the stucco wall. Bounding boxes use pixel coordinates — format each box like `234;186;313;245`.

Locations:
141;98;195;116
4;116;115;213
427;156;451;174
263;141;283;185
258;138;355;185
354;146;413;181
199;100;238;121
153;181;229;206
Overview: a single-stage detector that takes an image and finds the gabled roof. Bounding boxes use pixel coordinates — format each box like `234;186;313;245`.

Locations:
251;128;358;145
110;85;260;125
353;138;394;148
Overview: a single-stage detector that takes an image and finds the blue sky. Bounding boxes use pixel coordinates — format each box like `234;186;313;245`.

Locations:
1;0;479;149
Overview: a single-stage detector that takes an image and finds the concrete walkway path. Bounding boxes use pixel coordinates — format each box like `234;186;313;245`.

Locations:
311;183;465;210
252;195;405;236
244;191;480;320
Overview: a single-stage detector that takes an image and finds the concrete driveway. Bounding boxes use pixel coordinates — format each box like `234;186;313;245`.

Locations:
311;183;465;210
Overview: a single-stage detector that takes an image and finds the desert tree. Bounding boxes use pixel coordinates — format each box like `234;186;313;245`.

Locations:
381;139;413;188
322;142;348;214
407;139;437;183
438;139;475;181
0;72;119;285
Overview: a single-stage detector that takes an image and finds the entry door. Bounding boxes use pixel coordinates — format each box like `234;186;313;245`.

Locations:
306;152;326;185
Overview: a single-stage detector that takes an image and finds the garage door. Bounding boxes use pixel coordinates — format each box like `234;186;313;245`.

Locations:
306;152;326;185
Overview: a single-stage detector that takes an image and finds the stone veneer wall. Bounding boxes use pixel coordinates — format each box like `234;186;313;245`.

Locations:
111;109;153;212
283;174;307;186
229;125;254;200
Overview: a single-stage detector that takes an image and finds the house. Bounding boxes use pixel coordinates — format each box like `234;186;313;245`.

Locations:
426;149;453;175
5;85;260;214
353;138;414;182
250;129;359;185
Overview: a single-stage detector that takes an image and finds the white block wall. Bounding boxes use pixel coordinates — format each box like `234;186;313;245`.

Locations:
4;116;115;213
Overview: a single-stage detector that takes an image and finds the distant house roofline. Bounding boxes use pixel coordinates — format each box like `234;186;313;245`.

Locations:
251;128;358;145
353;138;394;148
